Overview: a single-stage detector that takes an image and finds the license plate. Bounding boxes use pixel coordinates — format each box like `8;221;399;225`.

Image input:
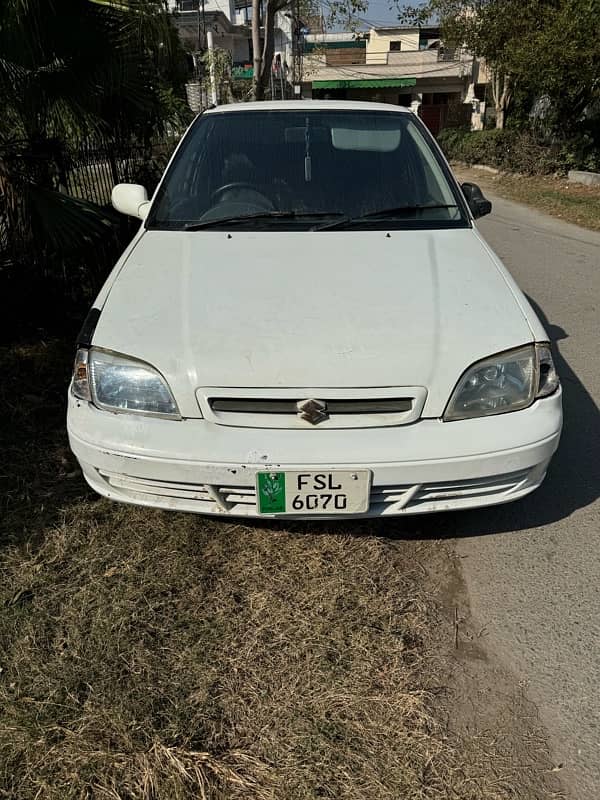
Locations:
256;470;371;515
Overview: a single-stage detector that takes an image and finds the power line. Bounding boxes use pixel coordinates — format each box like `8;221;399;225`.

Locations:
312;58;472;80
317;0;401;30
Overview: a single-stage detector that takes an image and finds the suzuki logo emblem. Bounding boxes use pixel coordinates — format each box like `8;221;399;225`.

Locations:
296;398;328;425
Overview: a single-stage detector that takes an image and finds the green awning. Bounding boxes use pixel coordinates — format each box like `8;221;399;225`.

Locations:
312;78;417;89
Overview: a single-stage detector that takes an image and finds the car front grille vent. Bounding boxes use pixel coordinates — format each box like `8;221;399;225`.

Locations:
209;398;413;414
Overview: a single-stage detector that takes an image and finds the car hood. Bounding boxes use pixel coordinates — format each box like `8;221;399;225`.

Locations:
93;228;536;417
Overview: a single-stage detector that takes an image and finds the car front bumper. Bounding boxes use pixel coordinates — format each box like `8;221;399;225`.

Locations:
67;389;562;518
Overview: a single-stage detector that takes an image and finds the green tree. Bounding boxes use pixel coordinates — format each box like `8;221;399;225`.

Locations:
512;0;600;137
397;0;600;132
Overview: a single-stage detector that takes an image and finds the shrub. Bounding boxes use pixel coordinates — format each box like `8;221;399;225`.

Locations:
437;128;568;175
559;133;600;174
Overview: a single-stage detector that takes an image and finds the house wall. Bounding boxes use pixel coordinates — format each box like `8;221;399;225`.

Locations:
212;32;234;53
232;36;251;62
207;0;236;16
274;14;294;63
367;28;419;56
473;58;491;84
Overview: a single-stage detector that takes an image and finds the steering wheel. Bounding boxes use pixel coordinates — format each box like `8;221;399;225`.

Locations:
211;182;272;205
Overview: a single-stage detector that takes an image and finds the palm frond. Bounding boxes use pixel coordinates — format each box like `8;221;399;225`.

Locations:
26;186;117;253
0;0;189;273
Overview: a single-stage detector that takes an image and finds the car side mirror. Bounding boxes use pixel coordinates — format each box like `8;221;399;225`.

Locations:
111;183;151;220
461;182;492;219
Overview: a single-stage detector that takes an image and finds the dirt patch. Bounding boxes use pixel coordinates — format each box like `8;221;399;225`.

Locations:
453;165;600;232
0;340;565;799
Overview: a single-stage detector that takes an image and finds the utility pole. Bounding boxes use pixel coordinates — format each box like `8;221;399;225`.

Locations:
195;0;206;53
196;0;207;107
291;0;303;97
251;0;263;99
196;0;202;52
207;28;219;105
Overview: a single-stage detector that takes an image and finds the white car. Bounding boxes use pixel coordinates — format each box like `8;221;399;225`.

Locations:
67;101;562;518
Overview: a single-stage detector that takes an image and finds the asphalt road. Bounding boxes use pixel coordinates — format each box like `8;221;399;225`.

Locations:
444;191;600;798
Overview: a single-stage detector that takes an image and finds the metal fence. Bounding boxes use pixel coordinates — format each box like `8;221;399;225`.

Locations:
61;139;176;207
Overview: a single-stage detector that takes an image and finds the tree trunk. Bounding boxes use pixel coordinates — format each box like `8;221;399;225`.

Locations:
260;1;276;97
491;68;511;129
251;0;263;99
251;0;280;100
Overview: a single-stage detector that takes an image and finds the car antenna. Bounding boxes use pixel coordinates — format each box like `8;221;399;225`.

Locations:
304;116;312;182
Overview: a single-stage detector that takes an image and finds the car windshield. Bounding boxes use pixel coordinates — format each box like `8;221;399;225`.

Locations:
147;109;469;231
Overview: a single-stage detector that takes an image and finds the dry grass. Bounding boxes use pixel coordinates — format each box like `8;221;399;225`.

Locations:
1;505;450;799
454;166;600;232
0;341;562;799
495;174;600;231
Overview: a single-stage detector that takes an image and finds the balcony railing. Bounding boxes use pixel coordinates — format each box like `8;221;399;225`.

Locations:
437;47;464;62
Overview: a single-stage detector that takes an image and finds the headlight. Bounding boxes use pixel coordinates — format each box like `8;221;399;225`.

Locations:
444;344;559;422
71;348;180;419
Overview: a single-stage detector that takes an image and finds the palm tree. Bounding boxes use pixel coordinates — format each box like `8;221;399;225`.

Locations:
0;0;188;282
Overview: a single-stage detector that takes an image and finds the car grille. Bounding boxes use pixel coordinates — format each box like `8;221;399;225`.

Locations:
100;472;256;509
98;468;532;515
369;469;532;512
209;398;413;414
196;387;428;429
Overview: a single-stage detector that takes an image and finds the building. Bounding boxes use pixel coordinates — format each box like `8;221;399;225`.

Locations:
167;7;488;129
304;25;488;134
168;0;295;105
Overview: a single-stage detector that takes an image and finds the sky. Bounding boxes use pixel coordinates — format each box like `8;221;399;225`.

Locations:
359;0;403;26
322;0;427;30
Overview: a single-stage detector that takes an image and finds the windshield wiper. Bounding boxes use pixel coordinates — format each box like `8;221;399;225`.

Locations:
184;211;346;231
313;204;460;231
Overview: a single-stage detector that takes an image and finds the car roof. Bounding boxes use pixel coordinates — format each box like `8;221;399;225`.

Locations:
203;100;413;115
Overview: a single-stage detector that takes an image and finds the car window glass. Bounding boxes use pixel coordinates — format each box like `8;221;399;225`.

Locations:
405;118;458;210
148;110;467;230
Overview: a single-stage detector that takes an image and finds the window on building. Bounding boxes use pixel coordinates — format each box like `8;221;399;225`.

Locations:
389;41;402;51
474;83;487;101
